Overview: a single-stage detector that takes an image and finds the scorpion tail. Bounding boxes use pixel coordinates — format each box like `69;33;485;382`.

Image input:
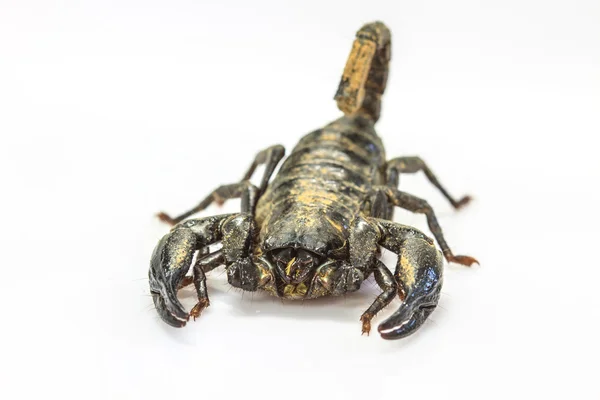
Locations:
334;21;391;122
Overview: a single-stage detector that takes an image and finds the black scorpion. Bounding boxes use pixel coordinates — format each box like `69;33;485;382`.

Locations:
149;21;477;340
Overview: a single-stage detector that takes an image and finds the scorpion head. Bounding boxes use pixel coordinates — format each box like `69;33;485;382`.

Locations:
271;248;321;285
263;247;363;300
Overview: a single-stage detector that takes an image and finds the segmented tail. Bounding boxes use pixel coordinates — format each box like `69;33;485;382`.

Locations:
334;22;391;122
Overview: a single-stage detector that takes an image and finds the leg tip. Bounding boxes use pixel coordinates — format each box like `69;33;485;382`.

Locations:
190;299;210;320
156;212;177;226
447;254;479;267
360;314;372;336
454;195;473;210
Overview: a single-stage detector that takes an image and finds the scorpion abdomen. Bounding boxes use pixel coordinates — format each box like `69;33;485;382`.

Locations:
255;114;386;256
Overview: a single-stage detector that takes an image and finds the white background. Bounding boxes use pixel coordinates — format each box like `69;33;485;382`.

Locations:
1;1;599;399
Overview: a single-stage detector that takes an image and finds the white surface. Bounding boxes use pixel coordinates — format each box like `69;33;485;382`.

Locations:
1;1;599;399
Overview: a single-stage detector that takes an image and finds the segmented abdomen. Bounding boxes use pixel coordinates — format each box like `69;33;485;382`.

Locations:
255;116;386;252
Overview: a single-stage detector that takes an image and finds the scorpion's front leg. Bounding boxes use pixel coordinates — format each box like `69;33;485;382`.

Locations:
149;213;267;327
349;217;444;339
348;218;397;335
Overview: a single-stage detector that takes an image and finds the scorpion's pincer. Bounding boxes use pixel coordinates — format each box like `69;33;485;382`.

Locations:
149;229;198;327
378;272;442;339
378;242;444;340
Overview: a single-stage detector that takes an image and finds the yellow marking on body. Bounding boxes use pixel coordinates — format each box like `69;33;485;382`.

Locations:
283;283;308;299
324;215;344;234
171;237;191;270
257;263;272;286
335;38;377;114
285;257;296;276
399;250;416;288
295;186;339;206
296;283;308;297
298;131;373;161
319;132;340;142
283;284;295;297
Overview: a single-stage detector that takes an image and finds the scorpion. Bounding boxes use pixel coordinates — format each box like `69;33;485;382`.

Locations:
149;21;477;340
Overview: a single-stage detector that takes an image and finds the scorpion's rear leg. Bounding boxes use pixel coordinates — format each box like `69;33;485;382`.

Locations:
158;145;284;225
381;187;478;267
189;250;226;319
359;261;397;335
386;156;472;209
349;217;443;339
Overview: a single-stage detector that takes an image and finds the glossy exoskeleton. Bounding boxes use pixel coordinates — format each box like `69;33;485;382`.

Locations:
149;21;477;340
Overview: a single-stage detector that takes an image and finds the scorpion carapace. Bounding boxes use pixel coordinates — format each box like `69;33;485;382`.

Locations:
150;21;477;340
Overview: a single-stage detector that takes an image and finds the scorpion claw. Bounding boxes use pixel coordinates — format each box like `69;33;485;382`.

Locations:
151;291;189;327
149;228;198;327
149;271;190;327
379;239;443;340
378;302;436;340
149;278;191;328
